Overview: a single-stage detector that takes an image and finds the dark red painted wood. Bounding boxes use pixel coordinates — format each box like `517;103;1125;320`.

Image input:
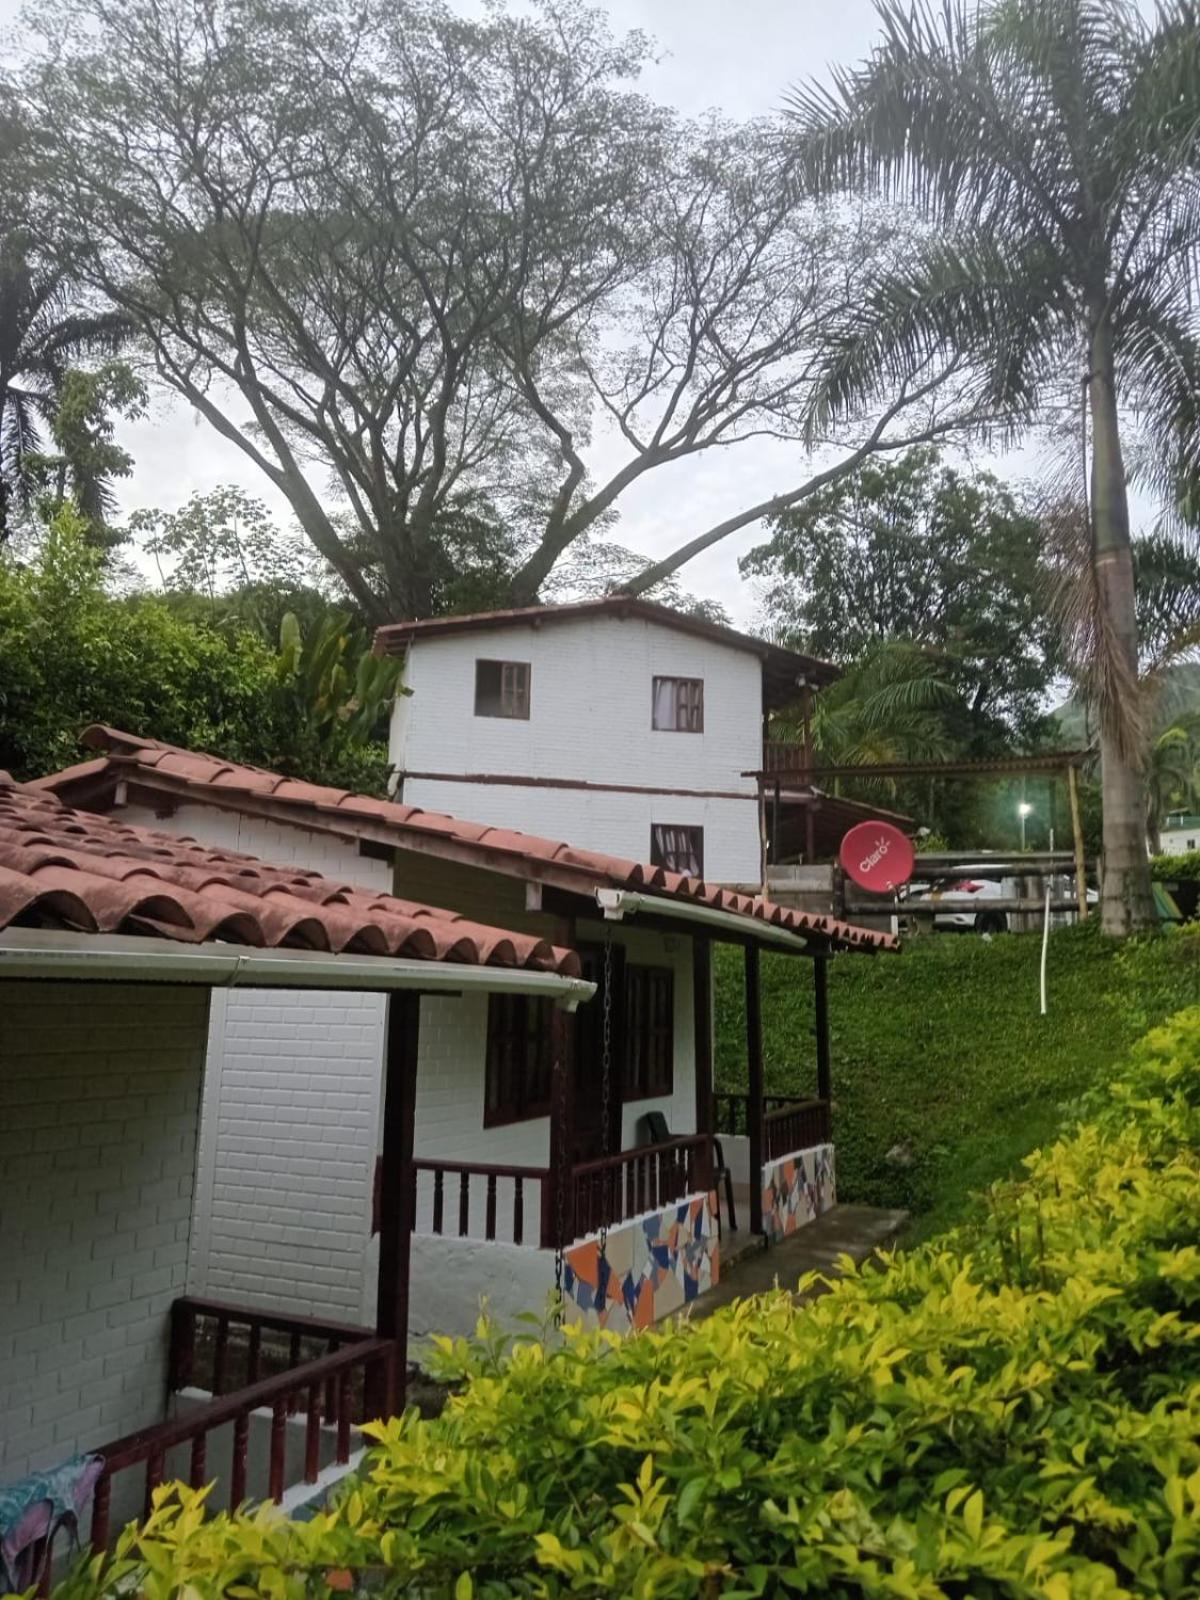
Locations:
375;990;421;1417
268;1401;287;1501
230;1413;249;1506
304;1384;322;1483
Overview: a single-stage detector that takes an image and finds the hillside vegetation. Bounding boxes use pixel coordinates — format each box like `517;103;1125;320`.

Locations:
714;924;1200;1237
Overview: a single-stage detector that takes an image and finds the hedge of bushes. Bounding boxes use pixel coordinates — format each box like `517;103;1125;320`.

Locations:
47;1009;1200;1599
1152;851;1200;883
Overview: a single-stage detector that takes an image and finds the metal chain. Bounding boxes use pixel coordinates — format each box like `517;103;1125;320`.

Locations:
597;925;614;1267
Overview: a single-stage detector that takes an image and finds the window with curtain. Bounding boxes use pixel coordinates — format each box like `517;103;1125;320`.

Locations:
475;659;531;718
651;676;703;731
623;966;674;1100
484;993;553;1124
650;824;704;878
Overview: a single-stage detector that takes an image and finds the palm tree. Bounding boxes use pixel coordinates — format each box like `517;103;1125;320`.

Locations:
788;0;1200;934
0;233;129;541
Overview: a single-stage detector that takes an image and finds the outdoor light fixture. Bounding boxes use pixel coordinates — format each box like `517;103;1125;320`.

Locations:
1018;800;1034;850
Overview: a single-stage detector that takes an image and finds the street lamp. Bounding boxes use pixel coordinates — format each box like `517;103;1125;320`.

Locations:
1018;801;1033;851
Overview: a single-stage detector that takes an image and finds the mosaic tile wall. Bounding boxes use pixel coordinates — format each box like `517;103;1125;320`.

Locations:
761;1142;836;1243
561;1191;720;1332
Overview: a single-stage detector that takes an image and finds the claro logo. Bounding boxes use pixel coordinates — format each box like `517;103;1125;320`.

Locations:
860;835;893;875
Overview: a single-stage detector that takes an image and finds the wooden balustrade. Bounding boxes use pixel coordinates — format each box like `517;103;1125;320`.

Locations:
762;741;810;776
169;1296;376;1396
713;1093;801;1137
571;1135;709;1238
412;1158;552;1247
763;1098;831;1159
89;1334;394;1550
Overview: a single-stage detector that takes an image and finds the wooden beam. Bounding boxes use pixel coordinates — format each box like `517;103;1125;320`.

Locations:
692;938;714;1192
1067;764;1089;922
375;990;421;1414
813;956;831;1107
546;1004;574;1251
745;945;765;1238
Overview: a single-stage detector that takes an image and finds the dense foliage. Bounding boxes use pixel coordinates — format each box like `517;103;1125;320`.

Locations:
744;448;1056;738
46;1005;1200;1598
0;513;397;790
716;924;1200;1235
1152;853;1200;884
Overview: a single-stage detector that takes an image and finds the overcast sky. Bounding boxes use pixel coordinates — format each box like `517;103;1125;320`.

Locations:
0;0;1061;622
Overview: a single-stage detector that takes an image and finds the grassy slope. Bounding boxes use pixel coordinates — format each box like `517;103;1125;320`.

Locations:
714;923;1200;1239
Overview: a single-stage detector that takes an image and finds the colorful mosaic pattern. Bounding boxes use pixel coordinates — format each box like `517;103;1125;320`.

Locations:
561;1192;720;1333
761;1142;836;1242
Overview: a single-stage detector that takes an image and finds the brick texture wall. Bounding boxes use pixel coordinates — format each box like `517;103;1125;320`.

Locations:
0;982;207;1480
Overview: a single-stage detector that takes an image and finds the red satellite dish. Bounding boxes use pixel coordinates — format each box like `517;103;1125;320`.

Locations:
839;821;915;894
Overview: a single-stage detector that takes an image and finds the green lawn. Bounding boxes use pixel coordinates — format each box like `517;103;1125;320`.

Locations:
714;921;1200;1238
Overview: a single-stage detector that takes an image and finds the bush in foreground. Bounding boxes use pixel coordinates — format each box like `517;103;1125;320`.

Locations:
46;1010;1200;1598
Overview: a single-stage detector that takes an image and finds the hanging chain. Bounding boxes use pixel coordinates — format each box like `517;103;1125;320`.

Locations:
597;925;615;1267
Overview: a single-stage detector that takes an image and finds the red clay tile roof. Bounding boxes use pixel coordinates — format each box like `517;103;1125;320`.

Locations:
38;729;898;955
0;774;581;975
373;596;840;708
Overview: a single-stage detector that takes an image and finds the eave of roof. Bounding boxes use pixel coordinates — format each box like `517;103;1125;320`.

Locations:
39;729;899;956
373;596;840;707
0;773;583;978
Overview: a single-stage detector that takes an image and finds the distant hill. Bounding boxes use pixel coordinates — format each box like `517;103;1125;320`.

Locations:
1049;662;1200;746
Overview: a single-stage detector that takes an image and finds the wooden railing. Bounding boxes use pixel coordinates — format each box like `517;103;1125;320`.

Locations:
764;1098;831;1159
762;741;811;776
713;1093;803;1138
412;1158;552;1247
89;1334;394;1549
571;1135;709;1238
170;1296;378;1397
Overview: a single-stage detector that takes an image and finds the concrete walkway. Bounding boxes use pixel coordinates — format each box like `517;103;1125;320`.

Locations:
691;1204;908;1320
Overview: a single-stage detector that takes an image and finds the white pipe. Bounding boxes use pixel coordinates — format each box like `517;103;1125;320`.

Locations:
594;887;817;955
0;928;596;1010
1039;881;1051;1016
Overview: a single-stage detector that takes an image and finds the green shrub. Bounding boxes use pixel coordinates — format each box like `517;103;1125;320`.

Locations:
1151;851;1200;883
43;1009;1200;1599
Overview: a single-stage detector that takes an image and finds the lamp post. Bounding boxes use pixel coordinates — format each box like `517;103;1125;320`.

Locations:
1018;801;1033;851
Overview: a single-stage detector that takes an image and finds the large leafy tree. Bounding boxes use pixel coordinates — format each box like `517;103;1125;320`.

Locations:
15;0;987;621
787;0;1200;935
743;447;1055;737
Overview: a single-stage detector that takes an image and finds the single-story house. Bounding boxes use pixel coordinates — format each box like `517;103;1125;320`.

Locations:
38;728;896;1349
0;771;591;1577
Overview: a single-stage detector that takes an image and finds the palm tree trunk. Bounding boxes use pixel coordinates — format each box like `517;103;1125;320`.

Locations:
1088;309;1156;935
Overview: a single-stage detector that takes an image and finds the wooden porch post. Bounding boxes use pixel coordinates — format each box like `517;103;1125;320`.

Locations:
1067;762;1089;921
745;944;764;1237
545;1004;573;1249
814;955;831;1107
692;937;714;1191
375;989;421;1416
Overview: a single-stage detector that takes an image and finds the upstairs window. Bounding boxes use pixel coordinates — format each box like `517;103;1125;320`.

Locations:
652;676;703;732
475;659;530;719
485;993;552;1124
624;966;674;1100
650;824;704;878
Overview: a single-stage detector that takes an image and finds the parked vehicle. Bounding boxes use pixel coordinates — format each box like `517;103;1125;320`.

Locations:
902;869;1096;934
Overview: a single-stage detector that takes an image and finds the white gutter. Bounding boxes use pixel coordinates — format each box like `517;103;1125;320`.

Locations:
0;928;596;1010
594;888;815;955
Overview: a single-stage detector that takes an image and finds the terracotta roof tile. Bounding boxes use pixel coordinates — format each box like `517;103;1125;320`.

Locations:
45;729;899;955
0;778;580;975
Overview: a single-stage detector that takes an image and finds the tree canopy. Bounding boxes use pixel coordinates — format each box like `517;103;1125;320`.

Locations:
743;447;1056;738
12;0;989;621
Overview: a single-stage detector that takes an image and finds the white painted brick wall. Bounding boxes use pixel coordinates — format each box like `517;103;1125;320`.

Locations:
0;982;207;1481
119;806;395;1325
391;614;765;884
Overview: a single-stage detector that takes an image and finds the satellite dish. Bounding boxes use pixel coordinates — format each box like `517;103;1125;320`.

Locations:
839;821;915;894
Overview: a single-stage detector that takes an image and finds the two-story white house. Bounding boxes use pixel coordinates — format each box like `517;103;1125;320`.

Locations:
375;597;840;887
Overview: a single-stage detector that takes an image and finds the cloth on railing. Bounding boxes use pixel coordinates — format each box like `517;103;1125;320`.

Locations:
0;1455;104;1591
